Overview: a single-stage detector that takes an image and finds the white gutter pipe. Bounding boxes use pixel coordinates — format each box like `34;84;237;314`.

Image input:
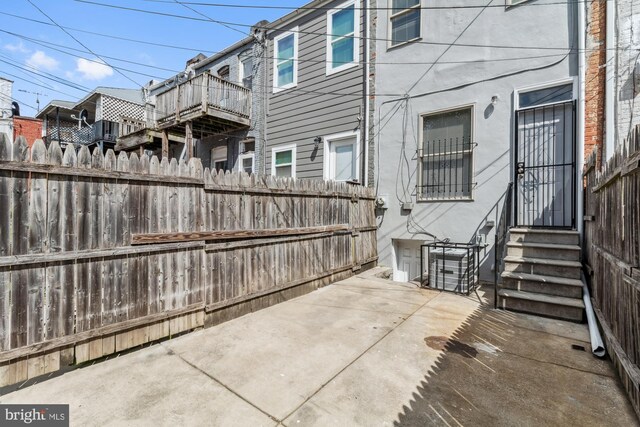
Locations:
582;273;605;357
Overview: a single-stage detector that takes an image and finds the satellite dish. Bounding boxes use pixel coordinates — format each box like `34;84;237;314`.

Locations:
11;101;20;117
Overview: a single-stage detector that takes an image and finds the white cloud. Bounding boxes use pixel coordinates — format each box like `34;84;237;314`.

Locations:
75;58;113;80
25;50;59;71
4;41;29;53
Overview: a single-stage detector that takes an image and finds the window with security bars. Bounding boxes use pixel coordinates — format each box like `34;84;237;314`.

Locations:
418;107;474;201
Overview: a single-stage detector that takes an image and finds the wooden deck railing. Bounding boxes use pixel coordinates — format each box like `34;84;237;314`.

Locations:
119;116;146;138
155;72;251;128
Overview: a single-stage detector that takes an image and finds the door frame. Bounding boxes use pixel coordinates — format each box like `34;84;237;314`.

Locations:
513;98;577;229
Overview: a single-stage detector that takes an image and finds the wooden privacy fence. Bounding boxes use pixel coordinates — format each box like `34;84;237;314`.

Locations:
583;124;640;419
0;135;377;387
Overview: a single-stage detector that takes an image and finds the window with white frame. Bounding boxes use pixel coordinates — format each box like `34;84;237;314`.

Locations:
238;152;255;174
390;0;421;47
327;0;359;74
273;30;298;91
418;107;474;200
324;132;359;182
239;55;253;89
272;145;296;177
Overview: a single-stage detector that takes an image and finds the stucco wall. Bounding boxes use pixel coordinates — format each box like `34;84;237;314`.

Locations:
374;0;578;280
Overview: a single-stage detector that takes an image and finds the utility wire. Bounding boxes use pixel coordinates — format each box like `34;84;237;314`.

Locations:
171;0;248;36
26;0;142;87
143;0;611;10
0;11;217;54
75;0;634;52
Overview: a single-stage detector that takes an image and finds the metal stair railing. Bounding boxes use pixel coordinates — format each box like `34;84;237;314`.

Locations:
494;182;513;309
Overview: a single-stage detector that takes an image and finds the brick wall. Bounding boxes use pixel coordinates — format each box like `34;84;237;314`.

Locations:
13;116;43;148
584;0;606;167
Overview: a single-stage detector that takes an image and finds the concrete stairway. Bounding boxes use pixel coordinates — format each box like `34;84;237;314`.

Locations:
497;228;585;322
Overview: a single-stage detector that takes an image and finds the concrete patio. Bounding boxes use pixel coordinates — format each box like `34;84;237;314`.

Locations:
1;269;637;426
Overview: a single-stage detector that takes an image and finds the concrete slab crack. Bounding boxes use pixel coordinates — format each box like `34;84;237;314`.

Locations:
161;342;282;424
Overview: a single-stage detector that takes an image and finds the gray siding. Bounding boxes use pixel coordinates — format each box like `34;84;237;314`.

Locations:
266;0;366;180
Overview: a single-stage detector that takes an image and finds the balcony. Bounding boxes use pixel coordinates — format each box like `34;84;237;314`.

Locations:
155;71;251;131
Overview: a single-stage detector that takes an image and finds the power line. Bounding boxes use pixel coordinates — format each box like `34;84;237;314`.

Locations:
171;0;248;36
0;29;169;80
0;11;217;54
143;0;606;10
26;0;143;87
75;0;634;52
0;17;575;68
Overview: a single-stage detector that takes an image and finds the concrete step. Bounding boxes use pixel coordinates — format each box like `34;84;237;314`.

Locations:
497;289;584;322
504;256;581;279
509;228;579;245
506;241;581;262
501;271;583;298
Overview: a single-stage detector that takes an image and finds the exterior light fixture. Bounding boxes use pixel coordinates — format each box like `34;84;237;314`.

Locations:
314;136;322;149
491;95;499;105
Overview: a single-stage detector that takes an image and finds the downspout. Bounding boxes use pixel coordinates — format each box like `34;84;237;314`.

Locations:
362;0;370;186
605;0;616;159
576;0;586;238
578;1;604;359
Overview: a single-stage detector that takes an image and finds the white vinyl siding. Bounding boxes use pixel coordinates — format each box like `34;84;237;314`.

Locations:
390;0;421;47
273;29;298;92
326;0;359;75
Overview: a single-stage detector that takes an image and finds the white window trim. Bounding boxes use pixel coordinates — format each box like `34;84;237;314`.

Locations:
271;144;297;178
238;54;253;88
326;0;360;76
323;130;360;181
211;146;228;171
417;103;476;202
514;77;577;110
273;28;299;93
238;152;255;174
387;0;423;50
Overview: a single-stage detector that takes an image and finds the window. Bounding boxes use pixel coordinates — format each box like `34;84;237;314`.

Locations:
390;0;421;47
518;83;573;109
271;145;296;178
418;107;474;201
239;56;253;89
327;1;359;75
217;65;230;81
238;152;255;174
324;132;360;181
211;145;228;173
273;30;298;92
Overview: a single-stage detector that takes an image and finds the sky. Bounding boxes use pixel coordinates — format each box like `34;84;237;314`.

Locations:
0;0;308;116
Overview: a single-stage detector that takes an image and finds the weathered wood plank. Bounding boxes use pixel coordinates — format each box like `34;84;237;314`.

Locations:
132;224;349;245
27;140;48;346
0;134;12;351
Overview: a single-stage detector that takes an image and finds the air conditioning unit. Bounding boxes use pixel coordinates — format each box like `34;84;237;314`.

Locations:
428;246;477;294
